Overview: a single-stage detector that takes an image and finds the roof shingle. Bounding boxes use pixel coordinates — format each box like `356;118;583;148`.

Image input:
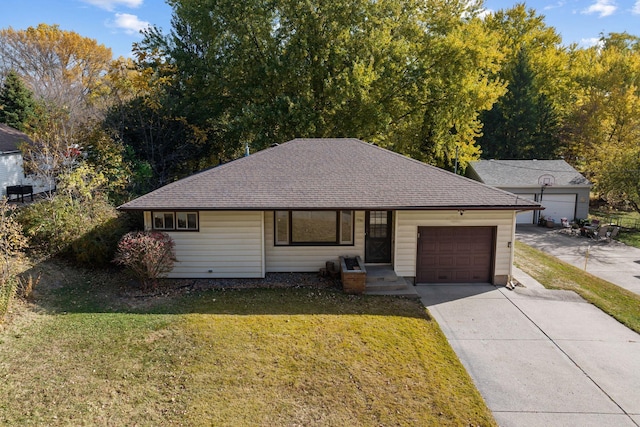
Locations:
0;123;32;154
469;159;591;187
119;138;541;211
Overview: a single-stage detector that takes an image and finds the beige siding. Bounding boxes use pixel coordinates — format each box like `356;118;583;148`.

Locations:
394;210;516;283
144;211;264;278
264;211;365;272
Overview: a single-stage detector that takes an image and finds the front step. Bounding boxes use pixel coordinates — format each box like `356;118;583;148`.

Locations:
363;265;419;296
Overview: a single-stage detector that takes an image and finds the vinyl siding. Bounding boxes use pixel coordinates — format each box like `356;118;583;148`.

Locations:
0;153;53;197
394;210;515;283
264;210;365;272
144;211;264;278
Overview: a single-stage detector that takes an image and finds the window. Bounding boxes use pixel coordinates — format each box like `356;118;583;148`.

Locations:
275;210;354;245
152;211;198;231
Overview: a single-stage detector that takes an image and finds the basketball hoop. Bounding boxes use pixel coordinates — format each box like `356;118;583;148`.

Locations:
538;174;555;187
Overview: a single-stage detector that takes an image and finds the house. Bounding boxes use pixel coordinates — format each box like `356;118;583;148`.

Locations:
467;159;591;225
0;123;46;200
119;138;541;285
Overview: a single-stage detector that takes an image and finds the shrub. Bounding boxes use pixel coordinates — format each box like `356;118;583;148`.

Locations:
0;197;28;321
18;194;129;267
113;231;176;289
0;276;18;320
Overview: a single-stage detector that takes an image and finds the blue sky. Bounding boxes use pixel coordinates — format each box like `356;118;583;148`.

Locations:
483;0;640;47
0;0;638;59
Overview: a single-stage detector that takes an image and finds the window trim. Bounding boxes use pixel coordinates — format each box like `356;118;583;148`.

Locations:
151;211;199;232
274;210;355;246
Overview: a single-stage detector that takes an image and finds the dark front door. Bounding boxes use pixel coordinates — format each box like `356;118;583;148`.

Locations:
365;211;392;263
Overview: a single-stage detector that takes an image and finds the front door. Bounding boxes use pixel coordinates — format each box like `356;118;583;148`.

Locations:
365;211;392;263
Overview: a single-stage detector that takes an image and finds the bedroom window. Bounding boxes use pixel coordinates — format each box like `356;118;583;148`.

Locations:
274;210;354;245
152;211;198;231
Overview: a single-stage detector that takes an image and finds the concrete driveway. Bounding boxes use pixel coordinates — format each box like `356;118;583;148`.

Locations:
516;225;640;295
417;271;640;427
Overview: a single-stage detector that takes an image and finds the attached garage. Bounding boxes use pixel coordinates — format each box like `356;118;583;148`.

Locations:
416;226;494;283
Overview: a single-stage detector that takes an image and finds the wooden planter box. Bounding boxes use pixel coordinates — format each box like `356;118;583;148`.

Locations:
340;256;366;294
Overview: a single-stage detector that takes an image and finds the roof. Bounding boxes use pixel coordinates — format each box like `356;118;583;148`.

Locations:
0;123;32;154
468;160;591;188
119;138;541;211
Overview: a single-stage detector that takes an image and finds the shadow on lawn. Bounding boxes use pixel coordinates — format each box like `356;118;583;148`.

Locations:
18;258;429;319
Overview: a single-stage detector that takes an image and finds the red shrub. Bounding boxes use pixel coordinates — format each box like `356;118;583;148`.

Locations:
113;231;176;289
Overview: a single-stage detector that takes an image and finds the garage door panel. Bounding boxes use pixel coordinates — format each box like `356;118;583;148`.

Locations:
541;194;576;223
417;226;494;283
515;194;536;224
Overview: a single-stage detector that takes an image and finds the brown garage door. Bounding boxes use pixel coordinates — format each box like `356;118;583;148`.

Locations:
416;226;494;283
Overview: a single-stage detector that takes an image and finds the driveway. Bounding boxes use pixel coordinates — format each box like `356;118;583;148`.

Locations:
417;272;640;427
516;225;640;295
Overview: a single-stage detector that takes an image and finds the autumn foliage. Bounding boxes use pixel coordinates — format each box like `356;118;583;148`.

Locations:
113;231;177;289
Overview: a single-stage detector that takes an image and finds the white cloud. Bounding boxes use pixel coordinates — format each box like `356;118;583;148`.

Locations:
582;0;617;17
633;0;640;14
477;8;493;20
81;0;143;12
110;13;150;35
544;1;566;11
580;37;603;48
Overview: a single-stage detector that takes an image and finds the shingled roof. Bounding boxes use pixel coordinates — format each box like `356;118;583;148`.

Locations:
119;138;542;211
469;159;591;187
0;123;32;154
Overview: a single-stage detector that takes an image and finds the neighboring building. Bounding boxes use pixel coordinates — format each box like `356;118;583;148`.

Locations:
0;123;47;199
119;138;540;284
467;159;591;224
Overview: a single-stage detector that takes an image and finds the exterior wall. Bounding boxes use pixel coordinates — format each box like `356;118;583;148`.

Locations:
264;210;365;272
501;186;590;222
394;210;516;285
0;153;25;197
0;153;53;197
144;210;264;278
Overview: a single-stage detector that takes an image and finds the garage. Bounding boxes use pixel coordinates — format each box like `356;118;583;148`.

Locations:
416;226;494;283
515;194;536;224
540;194;576;223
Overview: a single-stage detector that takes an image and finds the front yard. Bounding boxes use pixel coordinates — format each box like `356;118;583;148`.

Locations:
0;260;495;426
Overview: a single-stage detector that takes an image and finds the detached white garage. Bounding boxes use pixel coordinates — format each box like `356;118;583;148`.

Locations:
539;194;577;223
467;160;592;225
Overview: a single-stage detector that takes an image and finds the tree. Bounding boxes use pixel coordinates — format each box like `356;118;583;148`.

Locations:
0;24;114;128
0;70;37;131
478;48;560;159
563;33;640;209
132;0;505;172
478;4;568;160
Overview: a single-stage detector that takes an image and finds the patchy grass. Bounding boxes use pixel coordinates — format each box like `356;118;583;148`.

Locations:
515;241;640;334
590;208;640;248
0;260;495;426
615;229;640;248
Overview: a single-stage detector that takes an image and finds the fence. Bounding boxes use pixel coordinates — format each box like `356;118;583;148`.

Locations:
591;215;640;230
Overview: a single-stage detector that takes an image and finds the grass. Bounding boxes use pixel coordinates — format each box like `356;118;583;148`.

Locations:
0;259;496;426
515;241;640;334
590;208;640;248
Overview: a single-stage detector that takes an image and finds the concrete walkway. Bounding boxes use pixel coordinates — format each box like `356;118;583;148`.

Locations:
417;270;640;427
516;225;640;295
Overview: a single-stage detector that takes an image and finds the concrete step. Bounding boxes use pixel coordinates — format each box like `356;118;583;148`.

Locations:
365;280;410;291
365;286;419;297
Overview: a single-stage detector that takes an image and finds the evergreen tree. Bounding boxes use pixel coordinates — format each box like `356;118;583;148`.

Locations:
479;48;559;159
0;70;37;131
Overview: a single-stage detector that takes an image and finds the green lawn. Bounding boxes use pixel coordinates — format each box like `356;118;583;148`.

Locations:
590;208;640;248
515;241;640;334
0;260;496;426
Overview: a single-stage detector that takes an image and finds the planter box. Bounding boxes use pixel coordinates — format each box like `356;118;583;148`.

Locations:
340;256;367;294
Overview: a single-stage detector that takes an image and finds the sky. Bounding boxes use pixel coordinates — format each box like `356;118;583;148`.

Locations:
0;0;638;59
